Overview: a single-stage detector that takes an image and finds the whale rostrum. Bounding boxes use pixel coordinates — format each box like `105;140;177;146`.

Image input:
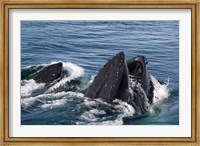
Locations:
32;62;63;84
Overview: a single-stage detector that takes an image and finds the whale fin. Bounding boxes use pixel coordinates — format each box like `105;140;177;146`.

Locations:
32;62;63;84
85;52;129;103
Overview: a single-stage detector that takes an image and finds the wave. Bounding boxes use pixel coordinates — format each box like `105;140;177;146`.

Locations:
21;79;45;97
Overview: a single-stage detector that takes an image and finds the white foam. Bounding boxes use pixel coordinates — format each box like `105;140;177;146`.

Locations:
47;62;84;92
80;112;98;122
80;109;106;122
21;91;84;109
64;91;84;98
83;99;97;106
21;79;45;97
21;97;38;109
150;74;170;103
112;99;135;123
91;109;106;115
97;99;135;125
83;97;110;107
40;99;67;109
79;99;135;125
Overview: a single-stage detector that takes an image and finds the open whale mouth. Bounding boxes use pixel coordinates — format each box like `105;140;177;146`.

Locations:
127;56;147;84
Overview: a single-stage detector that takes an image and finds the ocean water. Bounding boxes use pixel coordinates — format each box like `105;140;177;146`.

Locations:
21;21;179;125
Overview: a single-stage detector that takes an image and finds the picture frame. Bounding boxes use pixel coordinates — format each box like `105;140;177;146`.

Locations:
0;0;199;145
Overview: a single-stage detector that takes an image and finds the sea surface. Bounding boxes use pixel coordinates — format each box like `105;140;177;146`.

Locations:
21;21;179;125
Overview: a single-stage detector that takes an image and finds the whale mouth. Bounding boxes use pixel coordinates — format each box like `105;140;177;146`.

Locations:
129;61;143;77
129;62;143;84
127;56;147;83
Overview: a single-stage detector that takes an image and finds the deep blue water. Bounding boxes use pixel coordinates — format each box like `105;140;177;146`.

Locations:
21;21;179;125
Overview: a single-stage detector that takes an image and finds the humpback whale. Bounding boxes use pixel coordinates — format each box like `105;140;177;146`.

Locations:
30;62;63;84
85;52;154;115
21;62;64;98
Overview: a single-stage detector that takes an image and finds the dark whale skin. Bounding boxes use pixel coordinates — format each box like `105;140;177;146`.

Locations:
84;52;128;103
32;62;63;84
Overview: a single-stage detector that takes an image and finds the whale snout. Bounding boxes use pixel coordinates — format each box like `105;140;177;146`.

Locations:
116;51;125;60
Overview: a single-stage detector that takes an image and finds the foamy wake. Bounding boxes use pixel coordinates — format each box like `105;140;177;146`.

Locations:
150;74;170;103
47;62;84;92
21;91;84;109
103;99;135;125
21;79;45;97
78;98;135;125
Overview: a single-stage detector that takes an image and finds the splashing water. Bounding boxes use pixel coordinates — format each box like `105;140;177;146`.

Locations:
21;79;45;97
150;74;170;103
77;98;135;125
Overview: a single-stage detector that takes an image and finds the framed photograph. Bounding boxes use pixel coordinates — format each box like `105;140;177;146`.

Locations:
1;0;199;145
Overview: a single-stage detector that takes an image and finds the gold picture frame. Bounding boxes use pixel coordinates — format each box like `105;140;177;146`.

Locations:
0;0;199;145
